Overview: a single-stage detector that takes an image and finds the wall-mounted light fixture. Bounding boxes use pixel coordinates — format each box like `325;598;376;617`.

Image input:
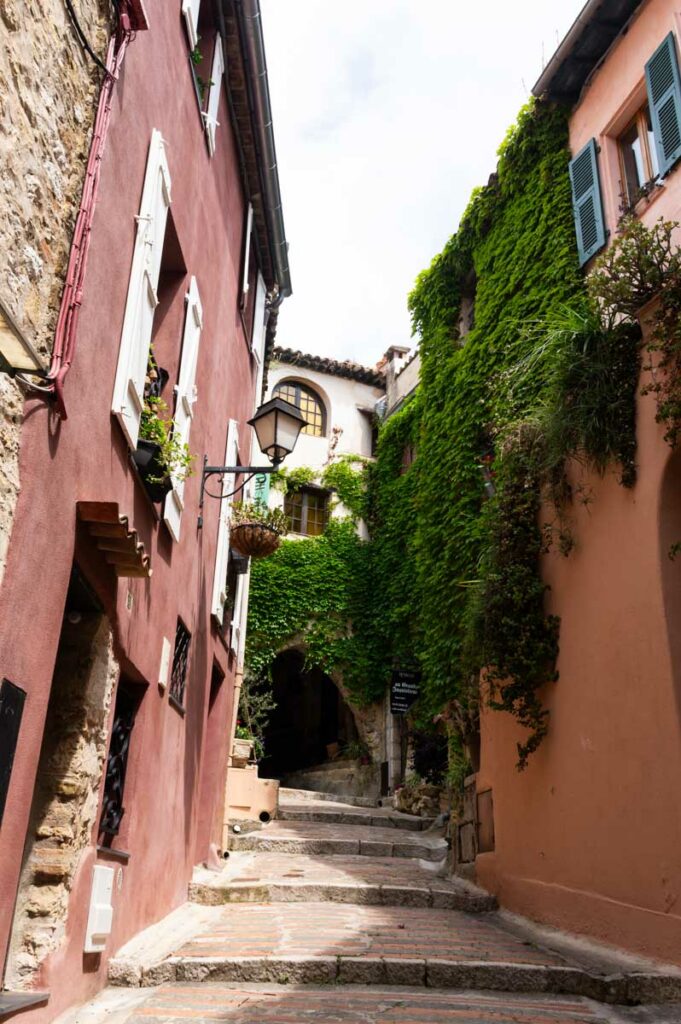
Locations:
198;397;306;527
0;299;46;379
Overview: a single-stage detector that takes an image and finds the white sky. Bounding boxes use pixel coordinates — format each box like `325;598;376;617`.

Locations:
261;0;586;366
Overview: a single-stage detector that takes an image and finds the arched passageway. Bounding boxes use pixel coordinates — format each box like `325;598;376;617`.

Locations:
259;649;359;779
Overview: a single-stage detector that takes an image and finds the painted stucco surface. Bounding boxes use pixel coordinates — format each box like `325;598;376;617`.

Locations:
477;5;681;961
0;1;260;1017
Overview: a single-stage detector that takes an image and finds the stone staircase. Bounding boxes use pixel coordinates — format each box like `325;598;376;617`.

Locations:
281;758;381;801
107;791;681;1017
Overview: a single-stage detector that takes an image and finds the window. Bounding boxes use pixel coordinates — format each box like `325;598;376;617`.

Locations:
284;487;329;536
273;381;326;437
169;618;191;710
618;106;659;209
99;678;144;843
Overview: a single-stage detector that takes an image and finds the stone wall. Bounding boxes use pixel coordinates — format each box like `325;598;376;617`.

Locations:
0;0;111;584
7;616;118;988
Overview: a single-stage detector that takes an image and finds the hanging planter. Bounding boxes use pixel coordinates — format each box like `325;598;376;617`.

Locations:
132;439;173;504
230;502;288;559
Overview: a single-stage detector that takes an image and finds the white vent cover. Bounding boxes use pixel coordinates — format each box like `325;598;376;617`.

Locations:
84;865;114;953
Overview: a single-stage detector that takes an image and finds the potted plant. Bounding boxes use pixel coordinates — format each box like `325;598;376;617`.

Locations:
230;501;288;559
133;397;193;504
232;723;255;767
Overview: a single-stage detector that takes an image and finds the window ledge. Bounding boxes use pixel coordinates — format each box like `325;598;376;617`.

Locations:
169;694;186;717
96;845;131;864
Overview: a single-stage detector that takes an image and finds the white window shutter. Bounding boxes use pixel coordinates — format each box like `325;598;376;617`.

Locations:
211;420;239;623
230;572;247;658
163;276;203;543
182;0;201;49
251;272;268;407
204;36;224;157
241;203;253;305
112;130;171;449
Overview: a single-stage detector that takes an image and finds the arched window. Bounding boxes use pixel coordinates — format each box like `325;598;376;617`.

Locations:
273;380;326;437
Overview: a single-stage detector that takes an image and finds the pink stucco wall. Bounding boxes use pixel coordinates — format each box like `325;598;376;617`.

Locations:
0;1;262;1016
477;0;681;965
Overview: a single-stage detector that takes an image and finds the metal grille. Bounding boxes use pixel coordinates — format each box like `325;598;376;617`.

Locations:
100;683;140;839
169;619;191;708
273;381;325;436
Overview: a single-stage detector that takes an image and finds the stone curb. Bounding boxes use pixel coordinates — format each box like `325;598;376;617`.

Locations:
188;879;497;913
226;835;446;861
277;808;432;832
118;954;681;1003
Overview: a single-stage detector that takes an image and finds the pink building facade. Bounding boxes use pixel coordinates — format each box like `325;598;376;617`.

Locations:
476;0;681;966
0;1;289;1018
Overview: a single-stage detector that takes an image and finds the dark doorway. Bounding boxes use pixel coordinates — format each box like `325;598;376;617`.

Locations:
259;650;358;779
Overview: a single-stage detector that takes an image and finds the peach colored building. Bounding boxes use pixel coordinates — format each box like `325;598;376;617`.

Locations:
474;0;681;966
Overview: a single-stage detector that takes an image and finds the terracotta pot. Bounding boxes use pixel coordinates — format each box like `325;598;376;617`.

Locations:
232;737;254;767
230;522;281;559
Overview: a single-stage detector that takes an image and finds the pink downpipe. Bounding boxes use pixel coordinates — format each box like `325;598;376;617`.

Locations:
48;14;132;419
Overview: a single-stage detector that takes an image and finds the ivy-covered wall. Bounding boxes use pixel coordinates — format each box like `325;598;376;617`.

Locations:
246;98;641;772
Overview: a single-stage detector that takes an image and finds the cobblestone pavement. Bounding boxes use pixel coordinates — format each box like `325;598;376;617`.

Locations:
173;902;568;964
98;793;681;1024
124;984;625;1023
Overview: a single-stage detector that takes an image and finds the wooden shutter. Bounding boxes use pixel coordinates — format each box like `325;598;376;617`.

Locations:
112;130;171;449
568;138;605;268
211;419;239;623
231;573;247;657
181;0;200;49
251;271;268;404
204;35;224;157
241;204;253;305
163;276;203;543
646;33;681;177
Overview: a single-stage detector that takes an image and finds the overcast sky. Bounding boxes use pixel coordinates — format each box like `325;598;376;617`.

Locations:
261;0;585;366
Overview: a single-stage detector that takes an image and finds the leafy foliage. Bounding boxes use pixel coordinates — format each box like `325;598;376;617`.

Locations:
139;397;193;484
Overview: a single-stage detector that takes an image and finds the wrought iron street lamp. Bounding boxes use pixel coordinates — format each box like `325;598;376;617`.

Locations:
198;397;307;527
0;299;46;379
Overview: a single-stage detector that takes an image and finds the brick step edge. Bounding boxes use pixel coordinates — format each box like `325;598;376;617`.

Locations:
187;880;497;912
107;954;681;1004
226;836;447;861
278;808;432;832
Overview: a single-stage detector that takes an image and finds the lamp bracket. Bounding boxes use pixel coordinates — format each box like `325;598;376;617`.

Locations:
198;456;278;529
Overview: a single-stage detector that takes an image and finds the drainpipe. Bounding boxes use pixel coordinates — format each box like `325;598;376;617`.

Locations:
231;0;292;299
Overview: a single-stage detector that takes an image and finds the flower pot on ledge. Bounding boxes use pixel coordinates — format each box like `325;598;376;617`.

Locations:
230;522;281;559
232;737;255;767
132;439;173;504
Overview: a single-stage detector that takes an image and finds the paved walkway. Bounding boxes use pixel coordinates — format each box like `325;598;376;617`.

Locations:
86;793;681;1024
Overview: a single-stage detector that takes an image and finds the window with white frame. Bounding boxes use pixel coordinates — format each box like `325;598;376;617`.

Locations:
203;34;224;156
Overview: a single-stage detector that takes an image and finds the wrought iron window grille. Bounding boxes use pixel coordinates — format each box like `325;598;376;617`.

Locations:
169;618;191;709
99;683;141;840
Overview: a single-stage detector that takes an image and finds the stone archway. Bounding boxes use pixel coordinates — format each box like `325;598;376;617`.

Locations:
259;649;363;779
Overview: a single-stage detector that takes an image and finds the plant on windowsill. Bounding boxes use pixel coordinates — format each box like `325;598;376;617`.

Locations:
133;397;194;504
230;501;288;559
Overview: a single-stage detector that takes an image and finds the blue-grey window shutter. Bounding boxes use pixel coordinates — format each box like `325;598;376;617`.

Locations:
645;33;681;177
568;138;606;267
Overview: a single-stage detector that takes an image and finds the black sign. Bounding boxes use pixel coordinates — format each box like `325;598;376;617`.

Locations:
0;678;26;825
390;668;420;714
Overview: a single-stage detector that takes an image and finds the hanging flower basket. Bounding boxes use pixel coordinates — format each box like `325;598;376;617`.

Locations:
229;501;288;559
230;522;281;559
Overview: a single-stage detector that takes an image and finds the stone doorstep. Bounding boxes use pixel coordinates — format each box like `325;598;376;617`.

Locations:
226;836;447;862
125;954;681;1003
188;879;497;913
277;807;432;832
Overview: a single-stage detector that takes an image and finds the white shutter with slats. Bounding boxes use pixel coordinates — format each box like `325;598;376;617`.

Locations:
163;277;203;543
181;0;200;49
211;419;239;623
230;573;247;658
204;35;224;157
241;203;253;305
112;130;171;449
251;272;268;405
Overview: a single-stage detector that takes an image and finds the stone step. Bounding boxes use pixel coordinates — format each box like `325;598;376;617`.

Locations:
190;853;494;912
290;758;358;774
110;902;681;1004
225;819;447;861
278;802;432;832
106;983;681;1023
278;787;378;808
